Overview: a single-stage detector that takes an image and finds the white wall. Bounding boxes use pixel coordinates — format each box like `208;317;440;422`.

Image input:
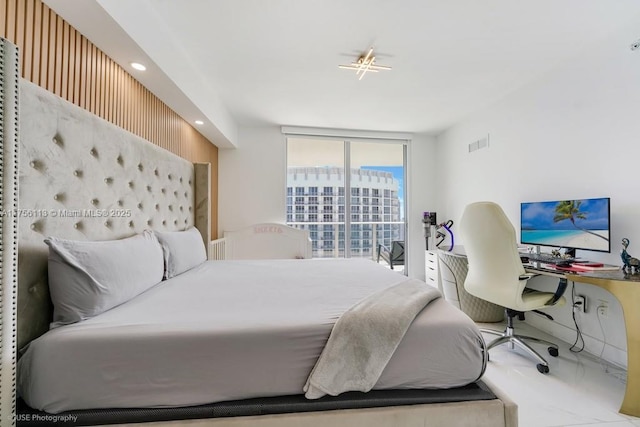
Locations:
218;126;287;234
219;126;439;279
407;134;439;280
435;21;640;368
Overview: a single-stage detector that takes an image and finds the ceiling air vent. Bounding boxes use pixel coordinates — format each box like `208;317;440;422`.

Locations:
468;135;490;153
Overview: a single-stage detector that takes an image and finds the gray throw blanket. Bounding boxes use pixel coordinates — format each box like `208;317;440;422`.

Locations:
304;279;442;399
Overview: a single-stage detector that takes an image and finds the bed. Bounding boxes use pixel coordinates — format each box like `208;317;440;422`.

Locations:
18;257;485;413
10;69;518;426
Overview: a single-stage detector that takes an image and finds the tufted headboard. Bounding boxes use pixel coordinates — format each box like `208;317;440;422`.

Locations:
18;80;210;350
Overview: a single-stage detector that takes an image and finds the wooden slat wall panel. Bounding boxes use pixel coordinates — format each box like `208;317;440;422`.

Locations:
0;0;218;237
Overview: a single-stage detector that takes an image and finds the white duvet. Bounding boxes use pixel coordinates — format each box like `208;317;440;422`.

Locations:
18;258;486;413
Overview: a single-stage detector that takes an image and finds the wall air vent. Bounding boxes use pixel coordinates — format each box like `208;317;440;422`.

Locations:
468;135;490;153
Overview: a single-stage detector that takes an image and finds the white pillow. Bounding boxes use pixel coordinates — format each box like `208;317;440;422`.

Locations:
154;227;207;278
45;230;164;327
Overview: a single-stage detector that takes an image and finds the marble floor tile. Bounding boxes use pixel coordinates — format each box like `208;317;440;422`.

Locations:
479;322;638;427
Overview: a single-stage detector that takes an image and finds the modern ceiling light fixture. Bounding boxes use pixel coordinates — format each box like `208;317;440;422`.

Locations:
339;47;391;80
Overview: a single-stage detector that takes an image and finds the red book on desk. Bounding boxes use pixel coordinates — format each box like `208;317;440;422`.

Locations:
552;265;590;272
552;263;620;272
570;263;620;271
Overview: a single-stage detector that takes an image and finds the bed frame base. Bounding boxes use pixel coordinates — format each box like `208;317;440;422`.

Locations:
17;380;517;427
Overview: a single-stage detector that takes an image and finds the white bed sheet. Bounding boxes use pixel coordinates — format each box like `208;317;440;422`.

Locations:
17;258;485;414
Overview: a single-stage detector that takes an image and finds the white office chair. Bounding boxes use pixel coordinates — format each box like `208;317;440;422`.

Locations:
460;201;566;374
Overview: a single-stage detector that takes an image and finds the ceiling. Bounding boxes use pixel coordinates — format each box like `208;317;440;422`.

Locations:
44;0;640;148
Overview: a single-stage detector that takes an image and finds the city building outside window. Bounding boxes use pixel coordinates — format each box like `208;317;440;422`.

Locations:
286;137;406;263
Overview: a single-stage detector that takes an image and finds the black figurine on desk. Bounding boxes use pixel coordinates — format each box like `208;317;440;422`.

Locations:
621;238;640;273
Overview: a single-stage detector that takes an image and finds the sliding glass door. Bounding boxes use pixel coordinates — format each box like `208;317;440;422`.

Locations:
286;137;406;269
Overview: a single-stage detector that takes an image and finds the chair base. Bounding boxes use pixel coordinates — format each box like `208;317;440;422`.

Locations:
482;310;559;373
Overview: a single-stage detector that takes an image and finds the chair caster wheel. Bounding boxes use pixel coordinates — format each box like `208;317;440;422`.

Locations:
537;364;549;374
548;347;559;357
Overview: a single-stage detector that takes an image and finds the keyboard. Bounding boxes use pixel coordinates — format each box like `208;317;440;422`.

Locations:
525;253;576;265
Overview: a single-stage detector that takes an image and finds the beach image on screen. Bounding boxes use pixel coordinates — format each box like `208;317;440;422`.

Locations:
520;198;610;252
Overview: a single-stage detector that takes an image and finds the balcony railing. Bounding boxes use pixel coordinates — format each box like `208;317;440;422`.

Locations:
287;221;404;260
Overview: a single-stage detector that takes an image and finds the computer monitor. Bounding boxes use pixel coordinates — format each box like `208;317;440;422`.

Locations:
520;197;611;256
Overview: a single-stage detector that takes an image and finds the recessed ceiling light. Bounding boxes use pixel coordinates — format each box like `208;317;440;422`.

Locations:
194;120;204;125
131;62;146;71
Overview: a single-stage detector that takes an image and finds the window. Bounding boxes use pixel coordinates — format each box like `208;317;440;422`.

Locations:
286;136;406;263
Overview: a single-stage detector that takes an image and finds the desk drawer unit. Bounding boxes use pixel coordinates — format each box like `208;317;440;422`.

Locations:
425;250;440;289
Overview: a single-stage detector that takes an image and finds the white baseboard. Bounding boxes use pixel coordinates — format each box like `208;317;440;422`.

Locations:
524;313;627;370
